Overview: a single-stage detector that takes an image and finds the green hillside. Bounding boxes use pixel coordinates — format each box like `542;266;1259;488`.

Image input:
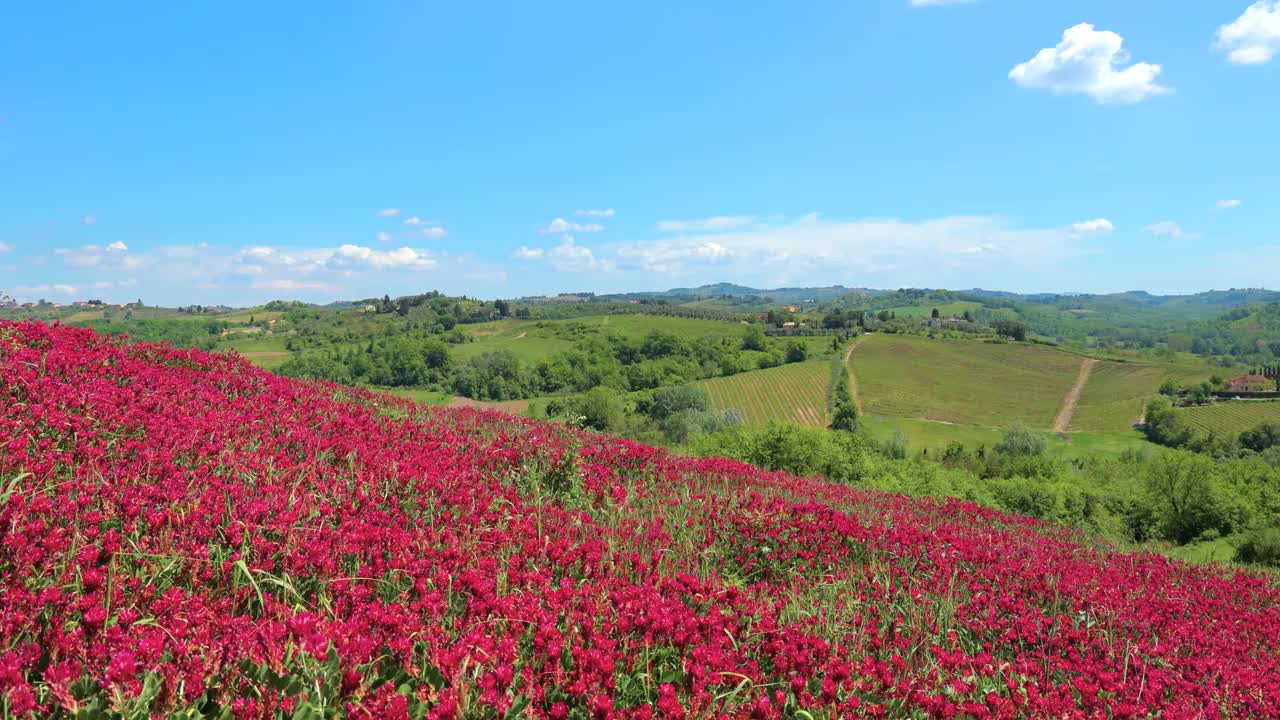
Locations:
698;360;831;427
851;334;1083;429
1069;358;1215;432
1176;401;1280;437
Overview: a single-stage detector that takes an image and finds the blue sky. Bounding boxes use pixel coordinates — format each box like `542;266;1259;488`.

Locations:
1;1;1276;305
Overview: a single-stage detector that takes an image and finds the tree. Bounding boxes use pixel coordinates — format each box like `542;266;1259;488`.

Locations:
931;308;941;319
663;407;743;444
1144;450;1224;544
741;324;767;352
1237;527;1280;567
1143;396;1192;447
648;385;710;420
570;386;625;432
1240;423;1280;452
495;299;510;317
784;340;808;363
830;403;858;432
993;319;1029;342
993;423;1047;457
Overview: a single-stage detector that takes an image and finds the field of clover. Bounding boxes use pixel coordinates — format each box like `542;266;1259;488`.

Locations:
1;320;1278;719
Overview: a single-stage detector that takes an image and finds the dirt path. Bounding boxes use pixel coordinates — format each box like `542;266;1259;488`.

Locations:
1053;358;1097;433
844;337;865;414
514;331;527;339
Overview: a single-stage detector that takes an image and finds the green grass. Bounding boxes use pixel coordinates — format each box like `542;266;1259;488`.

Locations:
851;334;1083;429
1175;400;1280;437
1161;537;1241;566
859;414;1151;460
697;360;831;427
1069;359;1215;432
451;326;576;363
217;308;284;323
882;301;984;319
859;415;1006;451
451;315;837;365
377;388;453;406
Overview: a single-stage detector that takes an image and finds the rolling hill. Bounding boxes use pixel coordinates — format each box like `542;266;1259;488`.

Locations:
850;334;1085;429
697;359;831;427
1176;400;1280;437
1;320;1278;717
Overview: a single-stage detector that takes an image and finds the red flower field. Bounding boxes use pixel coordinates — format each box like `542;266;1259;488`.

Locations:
1;320;1278;718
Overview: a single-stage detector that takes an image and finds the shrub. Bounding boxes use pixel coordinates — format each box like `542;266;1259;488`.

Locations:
784;340;808;363
993;423;1048;457
1143;396;1192;448
1237;527;1280;567
1240;423;1280;452
647;384;710;420
663;407;744;444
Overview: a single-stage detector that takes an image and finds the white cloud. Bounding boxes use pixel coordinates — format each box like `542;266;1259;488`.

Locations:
512;246;545;260
610;214;1082;279
1009;23;1170;104
376;208;400;217
55;242;140;269
252;279;332;291
12;282;121;296
546;235;615;272
1216;199;1243;209
377;231;393;243
240;245;324;272
330;244;436;270
238;244;436;272
1072;218;1115;233
1141;220;1199;239
542;217;605;234
616;240;731;273
118;279;138;288
574;208;616;217
655;216;755;233
1215;2;1280;64
0;243;12;252
402;216;441;227
82;215;98;225
420;227;448;239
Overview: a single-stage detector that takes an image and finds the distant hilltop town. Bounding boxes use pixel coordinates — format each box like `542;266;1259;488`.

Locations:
1;298;145;310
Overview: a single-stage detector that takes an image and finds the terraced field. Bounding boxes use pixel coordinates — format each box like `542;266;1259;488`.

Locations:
1176;400;1280;437
1069;359;1214;432
698;360;830;427
851;335;1083;428
454;315;836;364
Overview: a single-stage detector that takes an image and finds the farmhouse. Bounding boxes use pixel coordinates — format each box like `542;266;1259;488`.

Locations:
1225;375;1272;393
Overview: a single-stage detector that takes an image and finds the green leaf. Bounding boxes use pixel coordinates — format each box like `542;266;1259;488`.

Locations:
504;694;531;720
424;665;446;691
290;701;325;720
0;472;30;507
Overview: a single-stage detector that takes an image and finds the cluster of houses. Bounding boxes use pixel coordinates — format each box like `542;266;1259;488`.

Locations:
1221;368;1280;397
1224;375;1275;393
0;299;144;311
